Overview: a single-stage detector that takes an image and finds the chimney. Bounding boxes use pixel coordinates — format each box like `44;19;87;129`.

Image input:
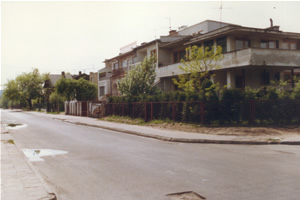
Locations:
79;71;82;75
169;30;178;36
270;18;273;27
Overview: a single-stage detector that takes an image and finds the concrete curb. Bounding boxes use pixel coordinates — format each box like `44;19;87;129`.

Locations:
11;136;57;200
52;118;300;145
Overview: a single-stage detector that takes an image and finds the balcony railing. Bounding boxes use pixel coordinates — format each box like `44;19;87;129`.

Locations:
157;48;300;78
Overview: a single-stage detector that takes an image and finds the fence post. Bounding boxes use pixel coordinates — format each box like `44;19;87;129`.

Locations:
151;102;153;121
144;103;147;122
200;102;204;125
172;103;176;121
122;104;124;116
250;100;256;124
132;103;135;118
113;104;115;116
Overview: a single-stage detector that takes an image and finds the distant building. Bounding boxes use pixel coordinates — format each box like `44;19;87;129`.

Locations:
43;71;73;89
72;71;89;81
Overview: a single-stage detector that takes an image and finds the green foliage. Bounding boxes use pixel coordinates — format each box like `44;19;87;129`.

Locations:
55;78;77;101
55;78;97;101
75;78;97;101
291;80;300;99
3;69;45;110
118;56;159;97
49;91;66;112
172;45;223;93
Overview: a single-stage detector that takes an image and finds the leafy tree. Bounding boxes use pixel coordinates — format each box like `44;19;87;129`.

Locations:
55;77;97;101
75;78;97;101
172;45;223;93
118;56;158;97
49;91;66;112
55;78;77;101
3;80;21;106
3;69;45;110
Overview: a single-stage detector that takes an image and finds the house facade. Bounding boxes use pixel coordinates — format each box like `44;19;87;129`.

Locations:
101;19;300;98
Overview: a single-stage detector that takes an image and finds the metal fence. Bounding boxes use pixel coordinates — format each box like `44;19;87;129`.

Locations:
105;99;300;125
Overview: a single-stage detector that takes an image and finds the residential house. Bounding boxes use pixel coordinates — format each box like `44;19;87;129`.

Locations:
157;19;300;91
89;72;99;101
98;66;112;101
43;71;73;111
103;19;300;97
43;71;73;89
72;71;89;81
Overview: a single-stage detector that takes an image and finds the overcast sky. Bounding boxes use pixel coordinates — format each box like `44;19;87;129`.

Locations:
1;1;300;88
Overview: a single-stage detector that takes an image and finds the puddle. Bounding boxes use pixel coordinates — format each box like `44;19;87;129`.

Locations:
167;191;206;200
6;123;27;130
22;149;68;161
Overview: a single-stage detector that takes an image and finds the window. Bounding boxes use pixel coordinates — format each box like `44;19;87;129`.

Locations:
99;72;106;78
150;49;157;58
261;70;270;85
122;60;127;68
99;86;105;97
217;37;227;53
260;40;278;49
173;50;186;63
204;40;214;51
113;62;119;70
282;41;298;50
236;39;250;50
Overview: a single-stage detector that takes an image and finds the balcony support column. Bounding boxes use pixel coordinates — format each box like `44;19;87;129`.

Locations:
226;70;235;89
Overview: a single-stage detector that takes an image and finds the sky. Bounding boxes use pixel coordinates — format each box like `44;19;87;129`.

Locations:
1;1;300;89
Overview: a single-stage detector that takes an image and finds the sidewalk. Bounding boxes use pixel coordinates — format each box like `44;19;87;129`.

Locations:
39;112;300;145
1;125;55;200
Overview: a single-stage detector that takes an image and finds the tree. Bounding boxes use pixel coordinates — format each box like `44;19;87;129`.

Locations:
55;77;97;101
3;69;45;110
75;78;97;101
49;91;66;113
3;79;21;107
172;45;223;93
118;56;158;97
55;78;77;101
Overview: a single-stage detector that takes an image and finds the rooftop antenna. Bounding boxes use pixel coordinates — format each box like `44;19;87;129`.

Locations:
214;1;231;28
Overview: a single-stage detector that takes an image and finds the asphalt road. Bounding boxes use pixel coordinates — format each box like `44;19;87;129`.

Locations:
2;110;300;200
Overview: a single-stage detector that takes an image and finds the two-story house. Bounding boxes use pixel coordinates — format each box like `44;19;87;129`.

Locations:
157;20;300;91
101;19;300;98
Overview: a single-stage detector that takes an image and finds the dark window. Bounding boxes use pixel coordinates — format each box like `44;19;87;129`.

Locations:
261;70;270;85
204;40;214;51
236;39;250;50
173;50;186;63
235;76;244;89
273;72;280;81
99;86;105;97
217;37;227;53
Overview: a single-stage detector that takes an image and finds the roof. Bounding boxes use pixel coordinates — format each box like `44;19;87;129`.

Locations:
104;39;160;63
44;74;73;88
186;24;300;45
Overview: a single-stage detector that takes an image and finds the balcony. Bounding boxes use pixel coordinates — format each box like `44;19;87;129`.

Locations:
157;48;300;78
112;68;126;77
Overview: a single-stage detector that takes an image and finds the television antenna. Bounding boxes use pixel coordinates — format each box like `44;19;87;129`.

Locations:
213;1;231;27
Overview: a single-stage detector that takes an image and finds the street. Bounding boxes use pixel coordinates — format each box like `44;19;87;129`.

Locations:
1;109;300;200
